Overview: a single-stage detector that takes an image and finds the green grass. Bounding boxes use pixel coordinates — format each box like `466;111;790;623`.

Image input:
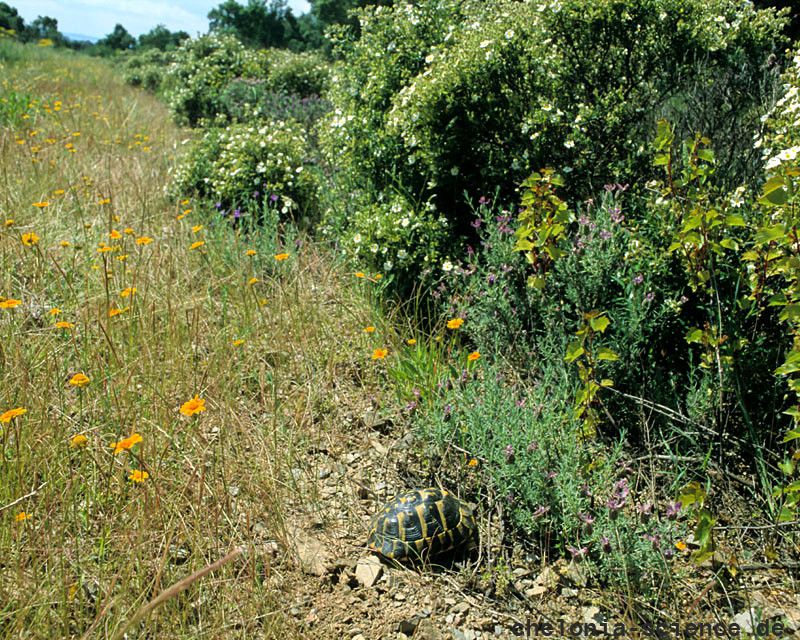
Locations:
0;42;384;639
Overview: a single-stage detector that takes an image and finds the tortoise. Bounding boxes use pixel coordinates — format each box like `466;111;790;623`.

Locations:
367;487;478;561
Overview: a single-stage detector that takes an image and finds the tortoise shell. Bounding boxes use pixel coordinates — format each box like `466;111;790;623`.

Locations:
367;488;477;561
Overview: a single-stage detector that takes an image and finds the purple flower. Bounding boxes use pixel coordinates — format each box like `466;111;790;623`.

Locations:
645;292;655;303
599;230;612;240
404;400;418;412
637;502;653;523
470;218;483;229
466;244;475;257
544;470;557;480
487;274;497;285
666;502;682;520
532;505;549;519
478;196;489;205
527;440;539;453
516;398;526;408
233;208;242;219
253;190;260;198
633;274;644;285
610;208;624;224
443;404;453;418
579;512;594;535
600;536;612;553
214;202;222;209
643;533;661;550
504;444;515;463
270;194;279;203
579;215;591;226
567;545;588;561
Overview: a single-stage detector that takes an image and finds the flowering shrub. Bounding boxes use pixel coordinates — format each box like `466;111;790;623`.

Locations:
321;0;787;282
163;34;330;126
320;190;449;287
171;119;320;222
163;33;263;126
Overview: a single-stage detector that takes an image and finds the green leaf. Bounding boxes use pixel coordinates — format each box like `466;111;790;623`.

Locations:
600;378;614;387
719;238;739;251
597;348;620;361
759;175;789;206
754;224;787;245
778;506;797;523
678;481;706;508
782;428;800;443
564;340;585;364
697;148;714;162
724;215;747;227
589;315;610;333
685;328;704;344
527;275;546;289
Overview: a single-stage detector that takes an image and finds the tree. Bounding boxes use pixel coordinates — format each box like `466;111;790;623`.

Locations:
0;2;25;34
25;15;64;44
208;0;295;49
99;23;136;50
138;24;189;50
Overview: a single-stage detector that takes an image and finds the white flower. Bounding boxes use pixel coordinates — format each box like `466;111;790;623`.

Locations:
479;40;493;49
564;140;575;149
400;217;410;228
442;260;453;273
504;29;515;40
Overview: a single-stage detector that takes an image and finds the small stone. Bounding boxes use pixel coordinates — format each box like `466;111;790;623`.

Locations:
352;635;366;640
349;629;363;638
227;485;240;497
732;610;758;635
289;607;301;617
583;606;606;626
561;587;579;598
446;614;455;625
318;467;332;480
414;619;442;640
355;557;383;588
452;602;470;614
394;592;406;601
291;468;302;481
397;618;419;635
525;585;547;598
305;609;318;624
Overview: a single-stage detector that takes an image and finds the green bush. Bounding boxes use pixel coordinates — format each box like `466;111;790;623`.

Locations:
261;48;329;97
321;0;787;281
171;119;320;224
119;48;174;92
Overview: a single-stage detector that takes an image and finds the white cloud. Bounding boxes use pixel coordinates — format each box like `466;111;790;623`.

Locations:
18;0;311;39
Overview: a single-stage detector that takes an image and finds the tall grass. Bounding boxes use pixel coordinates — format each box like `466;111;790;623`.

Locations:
0;42;381;639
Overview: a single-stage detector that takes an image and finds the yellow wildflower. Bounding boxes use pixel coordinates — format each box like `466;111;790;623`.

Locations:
274;253;290;261
371;348;389;360
15;512;31;522
248;277;259;285
245;249;256;256
128;469;149;483
190;240;205;250
447;318;464;330
232;339;245;347
21;232;39;246
135;236;153;245
32;201;49;208
109;229;122;239
467;351;481;362
0;299;22;309
49;307;61;316
192;224;203;233
69;434;88;448
364;326;376;333
55;321;75;329
120;287;136;298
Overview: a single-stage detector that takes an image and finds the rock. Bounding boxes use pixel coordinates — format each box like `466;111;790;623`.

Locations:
305;609;319;624
452;602;470;614
318;467;332;480
732;609;758;635
348;628;363;637
561;588;579;598
414;619;442;640
397;618;419;635
533;565;560;591
291;467;303;481
227;485;240;497
291;527;332;576
525;585;547;598
352;635;366;640
583;606;606;626
355;557;383;588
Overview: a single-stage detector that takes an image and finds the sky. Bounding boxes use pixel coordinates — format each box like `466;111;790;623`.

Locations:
17;0;312;40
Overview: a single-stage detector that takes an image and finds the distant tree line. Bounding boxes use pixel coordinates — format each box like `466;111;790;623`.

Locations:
1;0;795;55
0;0;401;56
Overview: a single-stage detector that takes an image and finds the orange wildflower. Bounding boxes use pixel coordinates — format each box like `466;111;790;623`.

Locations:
109;230;122;239
467;351;481;362
32;201;49;208
179;395;206;417
120;287;136;298
69;373;90;387
69;434;88;448
274;253;290;261
371;348;389;360
364;326;376;333
15;512;31;522
55;321;75;329
135;236;153;245
0;299;22;309
447;318;464;330
111;432;142;454
190;240;205;250
0;407;26;423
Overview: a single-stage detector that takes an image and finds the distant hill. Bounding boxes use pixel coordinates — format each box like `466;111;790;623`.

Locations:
63;32;99;44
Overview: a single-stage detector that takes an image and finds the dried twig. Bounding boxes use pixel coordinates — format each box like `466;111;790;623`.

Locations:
0;483;46;513
111;546;244;640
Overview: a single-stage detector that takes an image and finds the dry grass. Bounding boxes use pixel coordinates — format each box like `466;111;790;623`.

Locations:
0;40;388;639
